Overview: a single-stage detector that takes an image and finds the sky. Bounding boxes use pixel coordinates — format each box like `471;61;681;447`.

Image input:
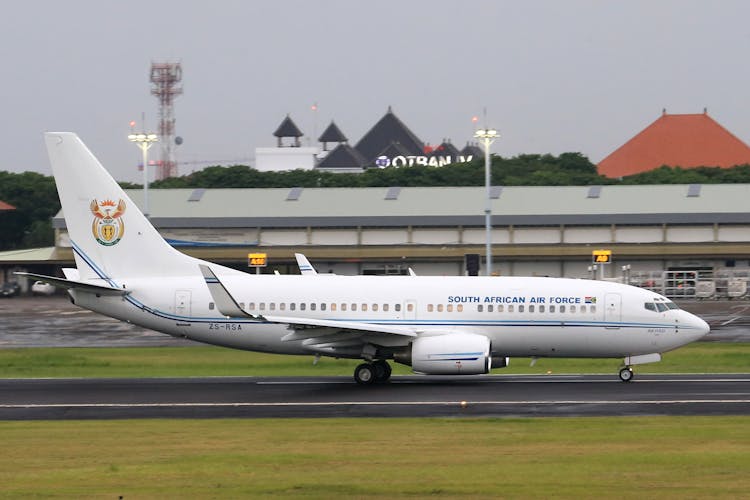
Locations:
2;0;750;183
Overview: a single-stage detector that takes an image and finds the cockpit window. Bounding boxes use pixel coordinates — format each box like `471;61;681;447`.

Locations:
644;302;656;312
665;301;678;310
655;302;668;312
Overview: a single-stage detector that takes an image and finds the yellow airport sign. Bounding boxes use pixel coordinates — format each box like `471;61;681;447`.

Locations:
248;252;268;267
592;249;612;264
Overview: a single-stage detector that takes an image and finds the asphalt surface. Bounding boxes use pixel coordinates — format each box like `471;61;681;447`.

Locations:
1;296;749;421
1;374;748;419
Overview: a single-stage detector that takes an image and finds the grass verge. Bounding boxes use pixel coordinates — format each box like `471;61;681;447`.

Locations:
0;416;748;498
0;341;747;378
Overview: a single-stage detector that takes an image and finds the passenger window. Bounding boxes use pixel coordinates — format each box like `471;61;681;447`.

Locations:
487;304;494;313
590;306;596;314
498;304;504;313
372;304;378;312
428;304;434;313
478;305;484;312
300;303;306;311
529;305;535;313
321;303;326;311
209;302;215;310
290;303;296;311
260;303;266;311
351;304;357;311
361;304;368;312
580;306;586;313
330;303;336;312
437;304;444;312
559;305;565;313
508;304;514;313
570;305;576;313
407;303;414;312
549;305;554;313
519;305;525;313
395;304;401;312
280;303;286;311
310;303;316;311
247;302;254;311
269;303;276;311
383;304;389;312
341;303;346;311
239;302;245;309
447;304;453;312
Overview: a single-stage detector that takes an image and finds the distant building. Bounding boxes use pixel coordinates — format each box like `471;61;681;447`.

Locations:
254;107;475;173
599;110;750;178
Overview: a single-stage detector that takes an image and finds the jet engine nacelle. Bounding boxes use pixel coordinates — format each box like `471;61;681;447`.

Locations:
410;333;492;375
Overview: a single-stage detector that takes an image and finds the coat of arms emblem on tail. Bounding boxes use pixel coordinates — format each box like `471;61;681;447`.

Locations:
90;199;126;246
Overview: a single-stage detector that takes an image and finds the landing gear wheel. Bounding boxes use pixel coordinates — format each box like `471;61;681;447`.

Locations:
354;363;376;385
373;360;392;383
619;366;634;382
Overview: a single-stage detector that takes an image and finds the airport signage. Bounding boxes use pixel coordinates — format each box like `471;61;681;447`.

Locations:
376;155;474;168
592;249;612;264
248;252;268;267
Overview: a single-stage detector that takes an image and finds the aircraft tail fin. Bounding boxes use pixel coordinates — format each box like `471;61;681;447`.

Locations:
45;132;196;281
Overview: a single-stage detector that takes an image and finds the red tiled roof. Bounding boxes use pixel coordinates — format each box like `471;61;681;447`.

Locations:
598;112;750;178
0;200;15;211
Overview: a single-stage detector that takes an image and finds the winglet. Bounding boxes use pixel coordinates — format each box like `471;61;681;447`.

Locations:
295;253;318;275
199;265;256;319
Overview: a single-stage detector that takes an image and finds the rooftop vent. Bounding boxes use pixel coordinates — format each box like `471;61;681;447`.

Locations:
687;184;702;197
587;185;602;198
188;188;206;202
385;186;401;200
286;187;303;201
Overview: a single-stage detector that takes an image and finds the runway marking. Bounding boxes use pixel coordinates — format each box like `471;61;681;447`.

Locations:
721;317;740;326
2;399;750;409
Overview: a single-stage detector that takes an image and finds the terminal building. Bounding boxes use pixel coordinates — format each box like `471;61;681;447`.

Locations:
37;183;750;294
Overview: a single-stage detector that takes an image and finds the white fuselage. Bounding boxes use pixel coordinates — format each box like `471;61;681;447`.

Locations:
71;273;709;360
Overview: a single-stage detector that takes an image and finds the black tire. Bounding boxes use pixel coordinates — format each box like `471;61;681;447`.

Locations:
354;363;376;385
619;367;634;382
373;360;392;383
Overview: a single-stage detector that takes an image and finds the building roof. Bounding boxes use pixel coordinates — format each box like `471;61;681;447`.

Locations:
316;144;367;170
429;140;461;158
355;106;424;164
273;114;304;138
52;184;750;229
598;111;750;178
0;200;16;211
461;142;484;160
318;121;347;143
376;141;414;160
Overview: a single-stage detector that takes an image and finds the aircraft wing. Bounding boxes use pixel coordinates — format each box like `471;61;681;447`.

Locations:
14;272;128;296
264;314;417;338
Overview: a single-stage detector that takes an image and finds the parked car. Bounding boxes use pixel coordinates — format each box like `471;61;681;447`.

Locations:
0;282;21;298
31;280;56;296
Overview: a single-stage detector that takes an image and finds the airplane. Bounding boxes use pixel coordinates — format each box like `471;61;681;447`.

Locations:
19;132;710;385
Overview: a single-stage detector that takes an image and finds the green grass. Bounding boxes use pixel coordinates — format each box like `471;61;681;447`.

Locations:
0;417;748;498
0;342;747;378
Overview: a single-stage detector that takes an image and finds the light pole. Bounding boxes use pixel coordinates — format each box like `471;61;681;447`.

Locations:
474;128;499;276
127;132;159;217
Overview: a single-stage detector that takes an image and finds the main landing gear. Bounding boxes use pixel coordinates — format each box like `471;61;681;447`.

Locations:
354;360;392;385
619;366;634;382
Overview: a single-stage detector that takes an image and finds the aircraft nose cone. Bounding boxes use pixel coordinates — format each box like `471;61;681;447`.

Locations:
692;314;710;339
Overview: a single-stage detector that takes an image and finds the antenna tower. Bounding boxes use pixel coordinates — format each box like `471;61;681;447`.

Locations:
150;62;182;179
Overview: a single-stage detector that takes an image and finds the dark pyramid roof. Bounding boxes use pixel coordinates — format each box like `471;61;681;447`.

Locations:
429;139;461;158
318;121;347;143
273;114;303;138
317;143;368;170
376;141;413;160
461;142;484;159
355;106;424;163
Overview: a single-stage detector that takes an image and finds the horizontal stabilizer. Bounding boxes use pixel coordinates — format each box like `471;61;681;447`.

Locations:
14;272;127;296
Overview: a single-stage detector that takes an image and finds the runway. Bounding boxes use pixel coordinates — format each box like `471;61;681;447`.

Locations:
1;374;749;420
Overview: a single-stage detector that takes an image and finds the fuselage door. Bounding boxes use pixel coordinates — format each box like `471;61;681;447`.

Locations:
175;290;192;318
604;292;621;328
